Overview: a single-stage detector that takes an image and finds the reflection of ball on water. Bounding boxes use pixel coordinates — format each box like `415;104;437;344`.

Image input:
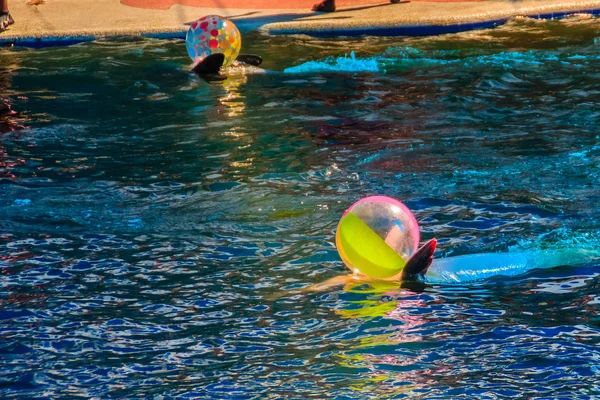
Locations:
336;196;420;279
186;15;242;68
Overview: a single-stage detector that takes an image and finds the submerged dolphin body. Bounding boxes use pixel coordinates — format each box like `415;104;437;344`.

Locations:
308;239;599;292
401;239;599;284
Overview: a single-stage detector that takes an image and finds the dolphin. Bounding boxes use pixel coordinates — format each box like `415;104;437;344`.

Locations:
307;238;599;291
402;239;599;284
191;54;263;75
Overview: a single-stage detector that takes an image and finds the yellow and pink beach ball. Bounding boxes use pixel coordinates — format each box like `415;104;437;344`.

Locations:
336;196;420;279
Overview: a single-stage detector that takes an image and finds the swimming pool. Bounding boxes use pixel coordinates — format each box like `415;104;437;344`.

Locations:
1;16;600;398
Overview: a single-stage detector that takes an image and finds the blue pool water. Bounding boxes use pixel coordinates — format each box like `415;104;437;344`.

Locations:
1;16;600;398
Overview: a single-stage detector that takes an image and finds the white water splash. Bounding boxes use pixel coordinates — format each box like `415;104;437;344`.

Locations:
284;51;380;74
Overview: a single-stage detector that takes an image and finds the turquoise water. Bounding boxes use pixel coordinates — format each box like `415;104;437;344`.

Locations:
1;16;600;398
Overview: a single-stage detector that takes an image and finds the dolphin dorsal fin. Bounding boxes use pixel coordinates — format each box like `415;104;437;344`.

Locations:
400;239;437;281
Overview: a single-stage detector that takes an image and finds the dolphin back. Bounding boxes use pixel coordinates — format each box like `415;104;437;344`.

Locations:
426;248;599;284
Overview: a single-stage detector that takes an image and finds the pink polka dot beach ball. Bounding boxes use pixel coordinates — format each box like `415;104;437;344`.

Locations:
185;15;242;67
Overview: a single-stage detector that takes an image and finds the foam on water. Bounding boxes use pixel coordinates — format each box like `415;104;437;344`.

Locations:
284;51;380;73
283;42;600;76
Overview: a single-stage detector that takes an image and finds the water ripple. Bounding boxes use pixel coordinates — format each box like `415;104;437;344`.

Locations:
2;17;600;399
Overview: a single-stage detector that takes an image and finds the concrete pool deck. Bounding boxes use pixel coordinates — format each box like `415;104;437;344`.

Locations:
1;0;600;46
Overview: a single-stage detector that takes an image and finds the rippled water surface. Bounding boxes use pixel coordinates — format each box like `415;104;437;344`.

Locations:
2;17;600;398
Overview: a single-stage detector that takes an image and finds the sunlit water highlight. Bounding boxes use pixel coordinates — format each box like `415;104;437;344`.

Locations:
1;16;600;398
